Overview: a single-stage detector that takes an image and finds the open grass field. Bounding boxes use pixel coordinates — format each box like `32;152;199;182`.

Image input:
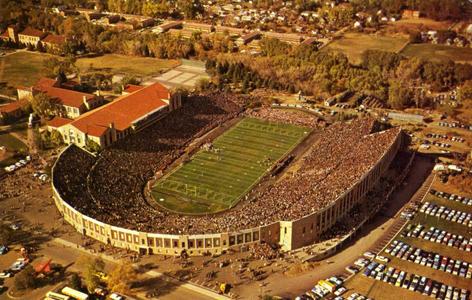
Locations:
400;44;472;64
0;133;27;167
151;118;310;214
323;32;409;64
0;51;52;96
76;54;180;77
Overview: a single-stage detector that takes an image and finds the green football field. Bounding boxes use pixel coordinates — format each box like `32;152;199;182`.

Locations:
151;117;310;214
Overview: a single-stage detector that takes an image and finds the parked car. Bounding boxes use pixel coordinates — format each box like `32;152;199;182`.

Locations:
0;246;8;255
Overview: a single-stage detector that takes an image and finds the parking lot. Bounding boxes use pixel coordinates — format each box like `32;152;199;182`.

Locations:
337;167;472;300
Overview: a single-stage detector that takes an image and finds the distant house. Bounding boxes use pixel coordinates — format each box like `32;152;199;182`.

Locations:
263;31;303;44
237;31;261;46
301;37;318;45
0;27;18;43
466;24;472;36
0;100;28;124
155;21;183;34
387;112;424;123
214;25;244;36
17;27;47;46
402;10;421;19
17;78;104;119
41;34;66;51
183;22;214;33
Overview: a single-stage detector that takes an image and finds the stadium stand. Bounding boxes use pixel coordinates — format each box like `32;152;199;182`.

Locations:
52;97;404;255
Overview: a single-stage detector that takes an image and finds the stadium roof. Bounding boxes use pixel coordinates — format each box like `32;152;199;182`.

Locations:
69;82;170;137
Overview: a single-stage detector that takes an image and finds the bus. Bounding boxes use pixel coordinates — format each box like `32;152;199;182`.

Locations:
45;291;71;300
61;287;89;300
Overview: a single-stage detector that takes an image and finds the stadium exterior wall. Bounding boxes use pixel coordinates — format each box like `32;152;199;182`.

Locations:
51;129;404;256
279;128;404;251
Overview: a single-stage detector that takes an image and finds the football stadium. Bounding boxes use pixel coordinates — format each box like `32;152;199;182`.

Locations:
51;94;405;256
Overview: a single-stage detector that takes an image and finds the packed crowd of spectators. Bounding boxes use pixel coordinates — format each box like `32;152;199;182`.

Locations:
53;101;402;235
246;107;321;128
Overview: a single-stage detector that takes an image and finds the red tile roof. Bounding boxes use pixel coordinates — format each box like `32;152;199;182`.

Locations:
0;100;27;114
34;78;95;109
47;117;72;128
123;84;144;94
0;31;9;39
42;34;66;45
70;82;170;137
19;27;46;38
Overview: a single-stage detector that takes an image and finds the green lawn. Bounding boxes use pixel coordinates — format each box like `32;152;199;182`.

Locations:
400;44;472;63
0;51;52;96
151;118;310;214
323;32;409;65
76;54;180;77
0;133;27;167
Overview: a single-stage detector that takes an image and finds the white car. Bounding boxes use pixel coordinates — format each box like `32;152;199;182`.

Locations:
363;251;376;259
334;286;347;296
376;255;390;263
110;293;125;300
0;272;13;278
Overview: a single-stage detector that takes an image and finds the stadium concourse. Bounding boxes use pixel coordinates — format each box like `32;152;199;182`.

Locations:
52;94;405;256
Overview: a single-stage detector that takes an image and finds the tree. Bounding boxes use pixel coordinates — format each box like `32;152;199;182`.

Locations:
50;130;64;147
68;273;82;290
0;224;13;245
30;93;61;119
107;261;137;294
80;256;105;293
458;80;472;103
85;139;101;153
14;265;37;290
177;0;204;19
388;80;411;109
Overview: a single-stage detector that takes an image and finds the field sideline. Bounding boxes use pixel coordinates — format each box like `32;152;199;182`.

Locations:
151;117;310;214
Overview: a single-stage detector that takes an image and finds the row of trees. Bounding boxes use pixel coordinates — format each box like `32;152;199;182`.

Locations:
206;41;472;109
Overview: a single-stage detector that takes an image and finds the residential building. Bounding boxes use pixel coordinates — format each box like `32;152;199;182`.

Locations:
17;78;104;119
0;100;27;124
18;27;47;46
41;34;66;51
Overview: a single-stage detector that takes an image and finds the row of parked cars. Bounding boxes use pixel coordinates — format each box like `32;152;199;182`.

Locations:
430;189;472;206
420;202;472;228
362;261;469;300
386;240;472;279
429;141;452;149
0;258;28;279
425;133;465;143
3;156;31;173
401;224;472;252
438;122;472;131
295;275;347;300
399;201;421;220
